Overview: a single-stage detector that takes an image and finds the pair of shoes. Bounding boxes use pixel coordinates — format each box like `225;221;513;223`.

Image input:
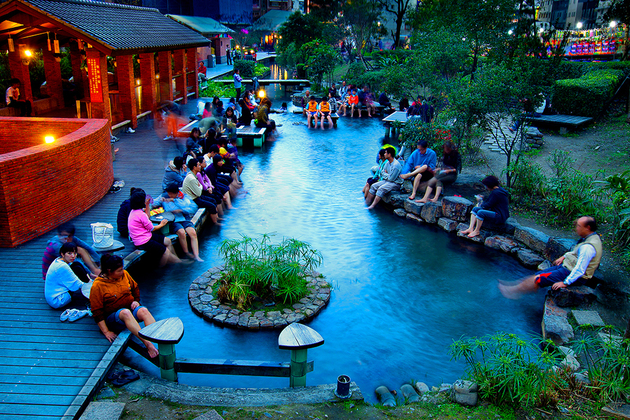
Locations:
61;309;90;322
127;128;135;133
110;136;119;143
60;309;71;322
108;369;140;387
113;180;125;189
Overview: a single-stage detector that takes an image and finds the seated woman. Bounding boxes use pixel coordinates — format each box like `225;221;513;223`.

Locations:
201;102;212;119
185;127;205;160
45;242;90;309
256;98;276;133
461;175;510;238
198;157;233;210
90;254;158;358
238;99;252;126
161;156;187;192
128;190;181;267
223;107;238;141
417;141;460;203
363;149;387;199
42;222;100;280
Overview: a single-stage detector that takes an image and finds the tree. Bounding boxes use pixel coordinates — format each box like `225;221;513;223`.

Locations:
605;0;630;61
340;0;383;55
375;0;413;49
300;40;341;87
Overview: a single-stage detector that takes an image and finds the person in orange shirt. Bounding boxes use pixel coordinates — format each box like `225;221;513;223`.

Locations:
347;89;359;118
319;98;333;129
306;96;319;128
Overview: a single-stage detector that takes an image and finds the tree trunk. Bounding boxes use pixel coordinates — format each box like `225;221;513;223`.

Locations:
393;14;403;49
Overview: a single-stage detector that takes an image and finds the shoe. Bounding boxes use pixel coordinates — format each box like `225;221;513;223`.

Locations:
68;309;89;322
111;369;140;387
127;128;135;134
60;309;71;322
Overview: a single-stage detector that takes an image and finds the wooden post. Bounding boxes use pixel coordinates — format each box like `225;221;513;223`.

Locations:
139;317;185;382
158;343;178;382
278;323;324;388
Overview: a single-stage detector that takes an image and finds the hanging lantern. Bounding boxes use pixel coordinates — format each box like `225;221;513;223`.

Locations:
53;36;60;54
47;33;51;51
8;36;14;53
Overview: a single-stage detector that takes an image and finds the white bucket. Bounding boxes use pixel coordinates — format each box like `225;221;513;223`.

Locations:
91;222;114;248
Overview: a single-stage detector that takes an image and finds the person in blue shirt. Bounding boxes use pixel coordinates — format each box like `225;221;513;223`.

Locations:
400;140;437;200
233;69;243;100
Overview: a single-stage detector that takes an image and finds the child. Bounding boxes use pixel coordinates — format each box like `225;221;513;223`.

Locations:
306;96;319;128
319;97;333;129
347;89;359;118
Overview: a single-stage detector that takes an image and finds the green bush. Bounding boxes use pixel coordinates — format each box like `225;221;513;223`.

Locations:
233;59;255;78
344;62;365;85
553;69;624;117
254;63;270;77
399;118;452;156
199;81;236;99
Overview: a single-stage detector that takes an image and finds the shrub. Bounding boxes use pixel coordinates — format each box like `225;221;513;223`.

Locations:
553;69;624;117
507;153;546;200
344;62;366;86
199;81;236;99
233;59;255;78
254;63;270;77
399;118;452;156
216;234;323;310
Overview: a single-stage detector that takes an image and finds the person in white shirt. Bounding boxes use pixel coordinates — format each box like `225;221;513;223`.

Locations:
5;78;32;116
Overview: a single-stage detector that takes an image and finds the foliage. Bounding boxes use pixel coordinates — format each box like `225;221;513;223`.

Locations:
507;153;547;200
450;332;564;407
553;69;624;117
300;40;340;87
375;0;414;49
604;0;630;60
233;59;255;78
217;234;323;310
339;0;384;55
254;63;270;78
598;169;630;247
399;118;452;155
199;81;236;99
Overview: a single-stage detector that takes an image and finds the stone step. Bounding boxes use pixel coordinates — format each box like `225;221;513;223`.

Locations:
79;402;126;420
193;410;225;420
572;310;605;327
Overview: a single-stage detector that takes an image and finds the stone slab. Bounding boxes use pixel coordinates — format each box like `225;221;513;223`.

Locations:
545;237;577;261
420;201;442;223
406;213;424;224
193;409;225;420
514;226;550;254
484;235;519;254
441;196;473;222
403;199;424;216
549;286;598;308
516;248;545;268
572;310;605;327
542;296;574;345
393;208;407;217
437;217;458;232
79;402;126;420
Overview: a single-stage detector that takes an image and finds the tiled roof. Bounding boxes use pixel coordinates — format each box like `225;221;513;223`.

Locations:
26;0;210;52
167;15;234;36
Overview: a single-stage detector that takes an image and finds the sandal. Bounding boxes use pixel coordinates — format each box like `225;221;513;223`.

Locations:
68;309;89;322
111;369;140;387
60;309;71;322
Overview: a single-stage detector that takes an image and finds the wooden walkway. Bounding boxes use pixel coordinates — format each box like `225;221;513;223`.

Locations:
525;114;594;129
0;115;184;419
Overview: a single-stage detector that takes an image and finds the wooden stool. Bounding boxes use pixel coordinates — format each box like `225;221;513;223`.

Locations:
278;323;324;387
139;317;184;381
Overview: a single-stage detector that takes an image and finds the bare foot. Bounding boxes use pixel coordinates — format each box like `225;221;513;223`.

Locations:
408;195;416;200
467;232;479;238
146;342;159;358
416;198;428;203
194;256;204;262
460;229;472;235
498;283;522;300
184;252;195;260
430;197;439;203
367;205;376;210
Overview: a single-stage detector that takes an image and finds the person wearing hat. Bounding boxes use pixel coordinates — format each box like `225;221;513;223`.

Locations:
460;175;509;238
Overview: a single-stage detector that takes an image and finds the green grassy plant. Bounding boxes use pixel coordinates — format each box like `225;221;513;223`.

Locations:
199;82;236;99
217;234;323;310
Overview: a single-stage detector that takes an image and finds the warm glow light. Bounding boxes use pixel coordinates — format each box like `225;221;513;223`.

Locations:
44;136;55;144
508;30;513;35
24;50;32;57
576;22;583;29
610;21;617;28
136;79;140;85
257;89;266;99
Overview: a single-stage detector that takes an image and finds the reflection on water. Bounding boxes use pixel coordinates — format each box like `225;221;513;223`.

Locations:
130;83;543;401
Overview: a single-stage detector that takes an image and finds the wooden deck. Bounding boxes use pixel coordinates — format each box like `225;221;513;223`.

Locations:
525;114;594;129
0;115;186;419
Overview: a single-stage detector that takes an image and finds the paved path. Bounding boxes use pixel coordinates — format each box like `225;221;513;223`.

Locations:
0;112;190;419
204;52;277;80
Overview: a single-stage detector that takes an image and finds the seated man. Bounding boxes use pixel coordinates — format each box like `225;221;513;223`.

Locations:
117;187;142;238
329;83;338;99
306;96;319;128
154;184;203;261
406;96;423;117
161;156;187;192
6;78;32;117
198;61;207;81
366;147;402;210
499;216;602;299
400;140;437;200
378;90;394;111
42;223;100;280
301;90;311;116
45;242;90;309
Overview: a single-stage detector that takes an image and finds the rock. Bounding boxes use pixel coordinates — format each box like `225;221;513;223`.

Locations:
545;237;577;261
400;384;420;403
414;382;430;395
438;383;452;393
525;126;543;137
456;223;468;232
451;379;478;406
572;310;605;327
96;386;116;399
192;409;224;420
549;286;598;308
385;192;406;208
542;296;574;345
538;260;552;271
437;217;458;232
457;229;488;243
406;213;424;224
561;354;580;372
375;386;396;407
441;196;473;222
514;226;550;254
444;173;487;198
403;199;424;216
421;202;443;223
558;346;575;357
79;402;126;420
393;208;407;217
573;372;591;385
484;235;519;254
516;249;545;268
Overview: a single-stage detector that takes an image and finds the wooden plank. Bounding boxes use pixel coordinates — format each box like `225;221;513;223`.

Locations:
0;402;68;416
0;366;94;377
174;358;291;377
0;374;86;386
278;323;324;350
139;317;184;344
0;348;107;359
0;327;104;338
0;334;108;346
0;358;99;369
0;383;82;396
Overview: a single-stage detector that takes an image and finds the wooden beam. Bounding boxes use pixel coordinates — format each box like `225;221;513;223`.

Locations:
174;358;300;377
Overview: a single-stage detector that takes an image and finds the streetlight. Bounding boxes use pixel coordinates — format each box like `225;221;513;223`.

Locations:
508;30;513;35
576;22;583;29
610;21;617;28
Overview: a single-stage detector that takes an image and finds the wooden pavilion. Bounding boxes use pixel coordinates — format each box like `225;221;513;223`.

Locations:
0;0;210;129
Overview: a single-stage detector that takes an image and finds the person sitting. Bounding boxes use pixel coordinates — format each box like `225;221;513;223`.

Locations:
226;98;238;113
460;176;509;238
363;149;387;199
182;158;222;225
338;81;348;98
198;61;207;79
128;190;181;267
186;127;205;160
417;141;460;203
306;96;319;128
205;154;240;198
378;90;394;111
366;147;402;210
363;87;375;117
243;93;256;111
198;157;233;210
256;98;276;133
202;102;212;119
117;187;142;238
301;90;311;116
223;107;238;141
420;98;435;123
346;89;359;117
499;216;602;299
399;97;409;112
213;100;225;119
226;138;244;178
154;185;203;261
161;156;187;192
6;78;32;117
42;222;100;280
319;97;333;129
90;254;159;358
329;83;338;99
45;242;90;309
400;140;437;200
406;96;423;116
238;99;252;126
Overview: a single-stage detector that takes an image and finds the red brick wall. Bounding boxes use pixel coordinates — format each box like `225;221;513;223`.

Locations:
0;117;112;247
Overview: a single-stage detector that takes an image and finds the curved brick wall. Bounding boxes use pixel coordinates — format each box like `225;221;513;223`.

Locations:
0;117;112;247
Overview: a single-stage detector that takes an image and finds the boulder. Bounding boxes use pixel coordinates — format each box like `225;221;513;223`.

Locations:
516;249;545;268
549;286;598;308
484;235;520;254
560;354;580;372
438;218;458;232
442;196;473;222
514;226;550;254
421;202;443;224
451;380;478;406
406;213;424;224
538;260;552;271
545;237;577;261
457;229;488;243
542;295;574;346
393;208;407;217
384;191;406;208
414;382;430;395
400;384;420;403
443;173;487;198
375;386;396;407
403;199;424;216
456;223;468;232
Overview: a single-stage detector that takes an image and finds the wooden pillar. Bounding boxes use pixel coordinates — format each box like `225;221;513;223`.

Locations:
158;50;173;103
187;48;199;99
86;49;111;123
70;41;87;100
158;343;178;382
289;348;308;388
117;55;138;128
8;45;33;104
173;49;186;104
139;52;156;115
42;49;63;108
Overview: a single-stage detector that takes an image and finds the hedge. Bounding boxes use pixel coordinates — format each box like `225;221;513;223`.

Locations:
234;59;256;78
556;60;630;80
553;69;624;117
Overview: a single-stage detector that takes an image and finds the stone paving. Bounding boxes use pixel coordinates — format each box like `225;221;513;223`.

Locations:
188;266;331;330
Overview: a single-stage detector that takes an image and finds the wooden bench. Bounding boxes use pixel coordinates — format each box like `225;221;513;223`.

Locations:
525;114;594;134
278;323;324;387
0;96;58;117
139;317;185;381
238;125;267;147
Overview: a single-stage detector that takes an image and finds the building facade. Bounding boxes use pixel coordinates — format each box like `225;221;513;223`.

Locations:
538;0;613;30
